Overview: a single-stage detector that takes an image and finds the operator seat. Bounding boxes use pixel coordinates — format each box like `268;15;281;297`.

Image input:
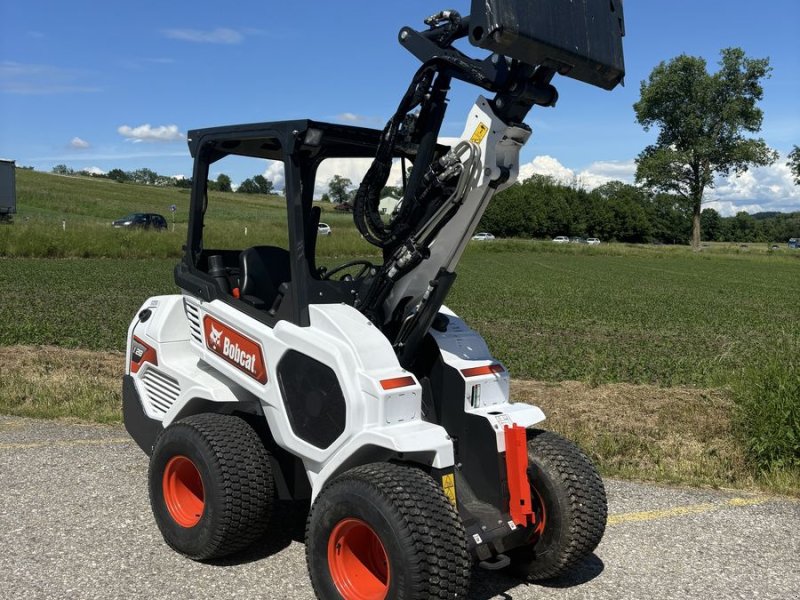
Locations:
239;246;291;309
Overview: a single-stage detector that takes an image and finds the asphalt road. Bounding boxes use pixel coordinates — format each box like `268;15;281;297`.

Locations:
1;415;798;600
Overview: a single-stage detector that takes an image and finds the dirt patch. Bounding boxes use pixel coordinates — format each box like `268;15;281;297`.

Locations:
511;380;751;488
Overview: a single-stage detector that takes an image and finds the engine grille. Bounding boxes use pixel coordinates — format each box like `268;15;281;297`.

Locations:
184;300;203;345
141;368;181;417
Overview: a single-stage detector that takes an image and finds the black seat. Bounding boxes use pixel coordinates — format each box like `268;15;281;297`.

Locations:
239;246;291;308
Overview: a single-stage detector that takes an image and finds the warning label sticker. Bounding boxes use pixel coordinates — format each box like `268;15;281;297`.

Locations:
470;122;489;144
441;473;457;506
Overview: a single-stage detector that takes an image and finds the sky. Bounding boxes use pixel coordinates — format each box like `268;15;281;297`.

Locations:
1;0;798;215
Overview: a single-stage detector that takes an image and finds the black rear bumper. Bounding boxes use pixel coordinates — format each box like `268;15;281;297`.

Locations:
122;374;162;456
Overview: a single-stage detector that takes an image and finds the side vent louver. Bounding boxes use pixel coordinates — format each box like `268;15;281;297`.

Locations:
184;300;203;345
141;368;181;417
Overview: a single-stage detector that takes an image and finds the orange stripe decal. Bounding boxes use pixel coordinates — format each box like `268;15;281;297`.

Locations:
461;364;505;378
380;376;416;390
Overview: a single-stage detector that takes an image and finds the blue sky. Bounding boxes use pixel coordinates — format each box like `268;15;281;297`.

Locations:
1;0;798;214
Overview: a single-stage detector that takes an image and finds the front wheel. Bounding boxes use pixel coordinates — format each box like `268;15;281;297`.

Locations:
306;463;470;599
509;429;607;581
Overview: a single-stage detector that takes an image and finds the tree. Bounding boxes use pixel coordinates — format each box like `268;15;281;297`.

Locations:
52;164;72;175
380;185;403;199
107;168;130;183
130;168;158;185
253;175;273;195
633;48;777;250
327;175;352;204
700;208;722;242
788;145;800;186
237;178;259;194
216;173;232;193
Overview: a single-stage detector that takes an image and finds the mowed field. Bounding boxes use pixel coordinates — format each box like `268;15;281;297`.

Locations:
1;170;798;492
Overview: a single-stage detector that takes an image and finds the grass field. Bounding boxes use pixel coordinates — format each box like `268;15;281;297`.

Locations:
1;169;798;493
2;251;798;387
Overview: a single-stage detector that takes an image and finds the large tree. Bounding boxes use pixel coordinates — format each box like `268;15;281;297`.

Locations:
633;48;777;249
253;175;273;195
788;145;800;185
215;173;232;193
327;174;352;204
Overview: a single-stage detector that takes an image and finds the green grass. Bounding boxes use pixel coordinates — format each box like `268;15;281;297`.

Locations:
1;169;377;259
2;251;798;386
450;249;800;387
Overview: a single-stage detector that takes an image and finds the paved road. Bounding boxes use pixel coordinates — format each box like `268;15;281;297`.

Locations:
1;416;798;600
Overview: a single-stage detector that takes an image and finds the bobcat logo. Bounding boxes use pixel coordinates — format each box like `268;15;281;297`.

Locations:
209;324;223;350
202;315;268;384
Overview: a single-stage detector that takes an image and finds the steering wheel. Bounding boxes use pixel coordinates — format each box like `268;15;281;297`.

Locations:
320;259;375;281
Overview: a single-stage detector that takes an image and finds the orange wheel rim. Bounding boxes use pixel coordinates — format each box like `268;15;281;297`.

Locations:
530;486;547;540
162;455;205;528
327;518;390;600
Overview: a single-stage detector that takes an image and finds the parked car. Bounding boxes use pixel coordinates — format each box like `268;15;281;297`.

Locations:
586;237;601;245
789;238;798;249
112;213;167;230
552;236;569;244
570;237;587;244
317;222;332;236
471;232;495;241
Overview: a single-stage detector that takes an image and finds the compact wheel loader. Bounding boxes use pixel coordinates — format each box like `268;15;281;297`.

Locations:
123;1;625;597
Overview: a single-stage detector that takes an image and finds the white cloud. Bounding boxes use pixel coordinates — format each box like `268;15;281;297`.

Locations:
118;124;185;143
162;28;243;44
263;158;404;199
519;155;576;184
707;160;800;214
81;166;105;175
518;156;637;190
336;113;362;123
576;160;636;189
70;137;89;149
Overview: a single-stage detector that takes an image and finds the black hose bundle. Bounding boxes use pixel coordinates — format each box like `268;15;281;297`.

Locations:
352;65;436;248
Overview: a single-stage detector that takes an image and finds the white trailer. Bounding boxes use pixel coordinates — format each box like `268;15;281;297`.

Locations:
0;159;16;224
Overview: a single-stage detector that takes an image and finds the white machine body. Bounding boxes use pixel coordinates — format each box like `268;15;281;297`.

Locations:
126;293;544;500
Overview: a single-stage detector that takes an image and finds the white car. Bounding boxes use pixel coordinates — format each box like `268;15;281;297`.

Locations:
586;237;601;245
317;222;332;236
471;232;495;241
552;236;570;244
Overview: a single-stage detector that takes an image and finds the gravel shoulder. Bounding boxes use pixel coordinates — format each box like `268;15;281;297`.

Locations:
1;416;797;600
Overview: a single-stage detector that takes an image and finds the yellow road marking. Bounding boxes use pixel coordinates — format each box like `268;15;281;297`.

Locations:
608;496;770;526
0;438;131;450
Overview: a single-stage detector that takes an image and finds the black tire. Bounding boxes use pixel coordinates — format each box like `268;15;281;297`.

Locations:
508;429;607;581
148;413;274;560
306;463;470;600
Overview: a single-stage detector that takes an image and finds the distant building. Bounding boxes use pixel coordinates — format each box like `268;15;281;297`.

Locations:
379;195;401;216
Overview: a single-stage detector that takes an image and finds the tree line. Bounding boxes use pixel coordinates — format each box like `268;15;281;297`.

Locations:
479;175;799;244
50;165;275;195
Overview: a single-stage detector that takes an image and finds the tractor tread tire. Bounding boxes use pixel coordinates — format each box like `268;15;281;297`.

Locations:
148;413;274;560
306;462;470;599
513;429;607;581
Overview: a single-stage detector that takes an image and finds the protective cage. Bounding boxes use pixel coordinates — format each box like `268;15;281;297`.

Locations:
469;0;625;90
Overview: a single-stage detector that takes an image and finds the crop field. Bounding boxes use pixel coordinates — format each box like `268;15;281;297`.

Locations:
1;169;798;492
2;251;797;388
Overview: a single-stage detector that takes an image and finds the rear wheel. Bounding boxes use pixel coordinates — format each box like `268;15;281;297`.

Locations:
306;463;470;600
509;430;607;581
148;413;274;560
